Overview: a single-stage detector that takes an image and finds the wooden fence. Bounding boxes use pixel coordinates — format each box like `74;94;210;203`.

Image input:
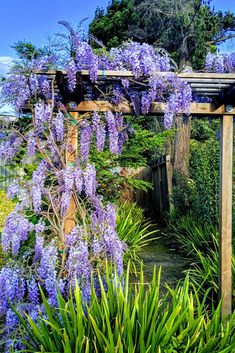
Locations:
152;155;172;215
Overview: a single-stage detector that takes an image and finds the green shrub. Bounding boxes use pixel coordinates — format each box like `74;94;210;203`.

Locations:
11;265;235;353
169;214;235;304
116;203;158;267
189;138;220;225
0;189;15;231
171;120;221;225
188;242;235;304
169;214;218;254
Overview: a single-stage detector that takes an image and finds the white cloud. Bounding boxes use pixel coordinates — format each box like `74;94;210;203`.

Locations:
0;56;13;76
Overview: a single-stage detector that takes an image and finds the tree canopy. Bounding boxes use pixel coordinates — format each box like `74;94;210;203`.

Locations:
89;0;235;69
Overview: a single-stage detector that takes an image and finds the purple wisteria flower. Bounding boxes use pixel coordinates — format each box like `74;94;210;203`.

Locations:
35;219;45;236
26;130;37;158
106;111;119;154
205;52;215;72
32;160;48;212
0;133;23;164
66;230;91;301
90;203;125;275
1;74;30;110
92;112;106;152
39;76;51;97
7;180;20;199
65;225;83;247
52;111;64;142
37;241;58;305
67;58;77;91
60;191;72;217
29;74;39;95
83;163;97;197
215;55;225;73
74;166;83;194
34;235;44;262
6;308;19;334
34;102;51;135
75;42;99;82
80;120;93;161
27;277;40;305
0;266;25;315
1;212;33;256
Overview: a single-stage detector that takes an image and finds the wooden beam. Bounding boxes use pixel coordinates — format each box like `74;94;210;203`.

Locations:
219;115;233;317
33;69;235;81
70;101;235;116
64;111;79;235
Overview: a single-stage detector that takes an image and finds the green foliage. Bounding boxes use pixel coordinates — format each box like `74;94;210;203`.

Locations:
11;265;235;353
89;0;235;69
171;172;199;216
120;116;172;167
89;0;138;49
171;119;220;225
0;190;15;231
90;116;170;202
168;214;218;254
115;203;158;266
11;41;43;61
189;137;220;225
0;190;15;265
168;214;235;304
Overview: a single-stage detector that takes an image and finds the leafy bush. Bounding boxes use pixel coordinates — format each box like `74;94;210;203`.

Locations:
116;203;158;266
171;120;221;225
168;214;218;254
0;190;15;231
189;137;220;225
10;265;235;353
169;215;235;304
90;115;172;203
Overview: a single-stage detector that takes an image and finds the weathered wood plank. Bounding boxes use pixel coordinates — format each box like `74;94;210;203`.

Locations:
69;101;235;116
33;69;235;81
219;115;233;317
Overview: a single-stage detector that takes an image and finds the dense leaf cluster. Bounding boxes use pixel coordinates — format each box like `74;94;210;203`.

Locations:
89;0;235;69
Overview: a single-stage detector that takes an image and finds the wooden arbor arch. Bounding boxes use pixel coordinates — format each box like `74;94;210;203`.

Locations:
36;70;235;317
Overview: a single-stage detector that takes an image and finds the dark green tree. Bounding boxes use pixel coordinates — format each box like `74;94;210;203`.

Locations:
11;41;43;61
89;0;235;69
89;0;139;49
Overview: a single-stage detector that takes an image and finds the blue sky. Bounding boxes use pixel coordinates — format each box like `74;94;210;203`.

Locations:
0;0;234;75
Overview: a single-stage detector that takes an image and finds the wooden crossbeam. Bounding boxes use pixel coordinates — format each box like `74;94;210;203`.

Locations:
35;69;235;81
68;101;235;116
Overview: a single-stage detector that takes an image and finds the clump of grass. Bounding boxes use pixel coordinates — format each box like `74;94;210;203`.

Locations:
168;214;235;305
168;213;218;254
10;264;235;353
115;203;158;266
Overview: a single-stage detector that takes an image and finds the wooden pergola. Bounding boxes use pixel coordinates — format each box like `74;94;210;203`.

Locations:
36;70;235;317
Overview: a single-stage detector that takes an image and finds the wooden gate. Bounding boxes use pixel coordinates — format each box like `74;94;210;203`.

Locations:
152;155;172;215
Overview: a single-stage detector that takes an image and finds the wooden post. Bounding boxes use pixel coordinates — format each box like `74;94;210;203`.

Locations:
219;115;233;317
64;111;79;235
165;155;174;211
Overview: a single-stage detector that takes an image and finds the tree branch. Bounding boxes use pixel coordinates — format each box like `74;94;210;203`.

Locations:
207;33;235;45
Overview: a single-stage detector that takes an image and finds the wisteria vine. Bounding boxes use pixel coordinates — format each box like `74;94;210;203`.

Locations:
2;20;231;352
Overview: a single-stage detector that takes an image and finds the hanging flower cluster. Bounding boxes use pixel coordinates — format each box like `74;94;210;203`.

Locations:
0;20;195;351
0;104;127;351
205;52;235;73
1;58;56;110
64;37;192;128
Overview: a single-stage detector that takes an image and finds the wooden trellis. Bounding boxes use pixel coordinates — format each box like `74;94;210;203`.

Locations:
35;70;235;317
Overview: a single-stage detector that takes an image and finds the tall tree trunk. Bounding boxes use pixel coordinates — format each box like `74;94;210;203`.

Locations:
173;114;192;177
